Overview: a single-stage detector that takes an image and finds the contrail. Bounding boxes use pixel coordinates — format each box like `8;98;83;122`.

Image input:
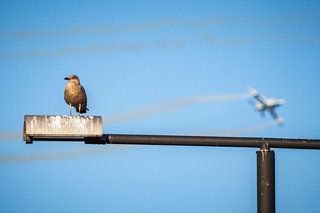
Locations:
2;19;183;38
0;18;247;39
1;18;232;39
0;41;185;59
0;93;249;142
0;145;135;164
2;35;320;59
103;93;250;125
0;131;21;141
202;35;320;45
1;15;319;39
203;35;295;45
194;121;278;136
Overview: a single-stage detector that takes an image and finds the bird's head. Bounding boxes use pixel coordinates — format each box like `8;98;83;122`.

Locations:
64;75;80;84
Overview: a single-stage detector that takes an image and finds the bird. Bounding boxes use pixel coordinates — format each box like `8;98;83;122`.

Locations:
64;75;89;115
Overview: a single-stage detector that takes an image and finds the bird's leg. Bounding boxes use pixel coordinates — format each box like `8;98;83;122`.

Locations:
69;103;72;116
78;104;81;116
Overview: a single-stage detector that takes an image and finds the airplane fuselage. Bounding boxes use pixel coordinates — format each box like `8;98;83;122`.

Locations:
255;98;285;112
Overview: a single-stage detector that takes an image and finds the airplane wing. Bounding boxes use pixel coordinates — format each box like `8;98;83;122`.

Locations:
268;108;283;124
248;87;266;104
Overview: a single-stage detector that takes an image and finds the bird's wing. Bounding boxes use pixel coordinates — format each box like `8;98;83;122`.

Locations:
80;85;87;103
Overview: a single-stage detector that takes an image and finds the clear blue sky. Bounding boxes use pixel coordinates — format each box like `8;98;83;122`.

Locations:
1;0;320;212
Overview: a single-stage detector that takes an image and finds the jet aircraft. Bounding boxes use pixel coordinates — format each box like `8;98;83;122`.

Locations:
248;87;285;125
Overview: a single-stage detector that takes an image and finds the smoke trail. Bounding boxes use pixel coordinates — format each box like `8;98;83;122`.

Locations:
0;145;135;164
3;19;183;38
0;93;249;141
0;18;253;39
202;35;295;45
2;34;320;59
0;41;185;59
232;121;278;135
2;15;319;39
194;121;278;136
103;93;250;125
0;131;22;141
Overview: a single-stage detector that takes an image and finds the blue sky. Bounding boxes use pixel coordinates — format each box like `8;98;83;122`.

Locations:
1;0;320;212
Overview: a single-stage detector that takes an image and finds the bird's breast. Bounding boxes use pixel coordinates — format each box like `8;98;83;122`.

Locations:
64;82;87;105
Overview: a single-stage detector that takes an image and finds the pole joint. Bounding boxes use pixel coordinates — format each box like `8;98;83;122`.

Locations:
260;143;270;151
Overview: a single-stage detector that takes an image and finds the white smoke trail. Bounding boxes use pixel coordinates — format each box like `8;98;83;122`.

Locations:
0;93;249;142
0;131;21;142
1;19;182;38
0;18;235;39
2;15;318;39
194;121;278;136
0;41;185;59
0;145;135;164
1;35;319;59
202;35;294;45
103;93;250;125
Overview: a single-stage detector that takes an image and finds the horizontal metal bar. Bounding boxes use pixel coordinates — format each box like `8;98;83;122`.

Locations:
28;134;320;149
107;134;320;149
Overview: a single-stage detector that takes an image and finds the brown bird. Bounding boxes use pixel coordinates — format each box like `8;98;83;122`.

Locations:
64;75;89;115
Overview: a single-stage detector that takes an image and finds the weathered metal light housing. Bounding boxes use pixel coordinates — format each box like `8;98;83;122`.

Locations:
23;115;103;144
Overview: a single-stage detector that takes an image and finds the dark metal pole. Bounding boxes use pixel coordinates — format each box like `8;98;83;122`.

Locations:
28;133;320;213
257;143;275;213
28;134;320;149
105;134;320;149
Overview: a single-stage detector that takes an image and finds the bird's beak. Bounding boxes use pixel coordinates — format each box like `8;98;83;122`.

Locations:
64;77;69;80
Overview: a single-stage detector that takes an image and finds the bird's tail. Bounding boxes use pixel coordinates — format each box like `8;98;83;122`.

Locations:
78;107;89;113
